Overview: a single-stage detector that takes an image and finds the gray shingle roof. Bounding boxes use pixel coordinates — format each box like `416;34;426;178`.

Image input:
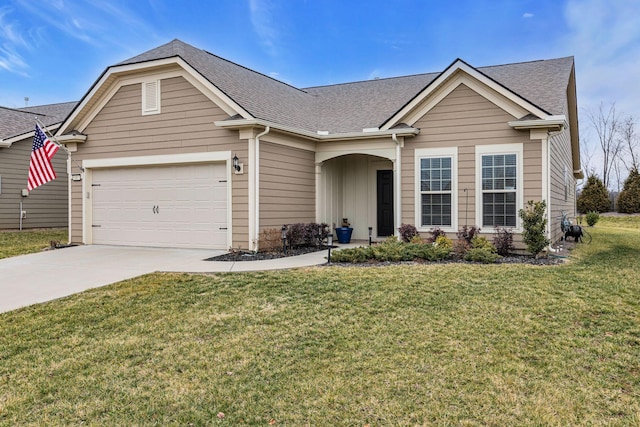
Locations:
115;39;575;134
0;101;77;140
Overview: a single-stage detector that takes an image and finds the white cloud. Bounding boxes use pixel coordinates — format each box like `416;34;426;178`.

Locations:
564;0;640;121
0;7;30;74
248;0;280;56
522;12;534;18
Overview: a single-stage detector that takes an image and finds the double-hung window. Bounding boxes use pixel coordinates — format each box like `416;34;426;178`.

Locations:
476;144;523;229
415;148;457;231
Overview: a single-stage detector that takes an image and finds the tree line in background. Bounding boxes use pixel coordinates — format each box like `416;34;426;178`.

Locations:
578;102;640;214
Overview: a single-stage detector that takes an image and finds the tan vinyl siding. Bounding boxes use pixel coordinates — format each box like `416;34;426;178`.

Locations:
259;141;315;228
0;138;67;229
549;125;576;243
402;83;537;248
69;75;248;248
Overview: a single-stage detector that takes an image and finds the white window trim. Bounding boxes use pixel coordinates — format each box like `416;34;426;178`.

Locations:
475;143;524;233
142;79;161;115
415;147;458;233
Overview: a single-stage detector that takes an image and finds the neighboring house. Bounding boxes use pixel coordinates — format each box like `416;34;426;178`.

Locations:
0;102;76;229
56;39;581;250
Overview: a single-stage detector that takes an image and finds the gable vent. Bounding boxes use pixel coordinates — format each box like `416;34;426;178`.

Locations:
142;80;161;115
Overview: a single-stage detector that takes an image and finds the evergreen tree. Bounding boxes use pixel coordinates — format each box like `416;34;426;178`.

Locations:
617;168;640;213
577;175;610;213
518;200;550;257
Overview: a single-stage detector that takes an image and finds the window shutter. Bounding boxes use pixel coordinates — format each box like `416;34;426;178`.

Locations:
142;80;160;115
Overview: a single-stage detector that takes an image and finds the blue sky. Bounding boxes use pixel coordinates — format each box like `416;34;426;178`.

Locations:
1;0;639;133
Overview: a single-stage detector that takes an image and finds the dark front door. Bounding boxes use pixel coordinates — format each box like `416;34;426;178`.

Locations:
377;170;394;236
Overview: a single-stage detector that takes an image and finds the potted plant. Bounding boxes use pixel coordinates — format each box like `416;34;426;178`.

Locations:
335;218;353;244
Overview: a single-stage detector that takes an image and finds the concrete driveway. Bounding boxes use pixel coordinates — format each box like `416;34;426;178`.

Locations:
0;245;224;313
0;244;333;314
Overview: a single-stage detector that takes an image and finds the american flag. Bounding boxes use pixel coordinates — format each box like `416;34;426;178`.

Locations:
27;125;60;191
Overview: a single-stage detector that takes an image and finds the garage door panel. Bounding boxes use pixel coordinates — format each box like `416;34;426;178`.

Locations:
91;163;228;249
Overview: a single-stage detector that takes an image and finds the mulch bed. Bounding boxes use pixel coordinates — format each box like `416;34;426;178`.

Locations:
206;244;569;266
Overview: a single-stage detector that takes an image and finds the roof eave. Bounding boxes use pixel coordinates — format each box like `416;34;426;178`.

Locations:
0;123;63;147
507;115;567;131
214;118;420;141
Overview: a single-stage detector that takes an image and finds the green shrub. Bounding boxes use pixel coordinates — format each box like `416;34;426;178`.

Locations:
577;175;610;213
585;211;600;226
617;168;640;213
372;237;406;262
434;235;453;251
519;200;550;257
470;236;497;252
465;247;501;263
329;246;373;263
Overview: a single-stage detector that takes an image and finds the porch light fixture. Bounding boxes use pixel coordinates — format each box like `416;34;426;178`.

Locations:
232;154;241;172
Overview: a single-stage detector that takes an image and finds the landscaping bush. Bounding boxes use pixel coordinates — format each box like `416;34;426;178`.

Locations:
372;237;407;262
493;226;514;256
398;223;419;242
465;247;501;263
519;200;550;257
452;239;471;259
426;227;447;243
577;175;610;213
433;235;453;251
457;225;481;244
283;222;329;248
617;168;640;213
585;211;600;227
329;246;373;263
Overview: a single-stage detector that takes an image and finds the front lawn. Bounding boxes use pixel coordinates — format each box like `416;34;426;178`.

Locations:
0;228;67;260
1;220;639;425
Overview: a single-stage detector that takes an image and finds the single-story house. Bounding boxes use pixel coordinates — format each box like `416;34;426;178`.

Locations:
56;39;581;250
0;102;76;229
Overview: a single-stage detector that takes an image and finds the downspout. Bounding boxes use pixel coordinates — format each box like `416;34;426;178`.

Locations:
545;131;558;253
392;133;402;237
67;153;72;244
253;126;270;251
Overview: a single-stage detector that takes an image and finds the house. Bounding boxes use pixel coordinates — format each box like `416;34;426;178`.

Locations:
56;39;581;250
0;102;76;229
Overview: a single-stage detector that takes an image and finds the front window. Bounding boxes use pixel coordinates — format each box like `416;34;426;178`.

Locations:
420;157;452;227
415;147;457;231
481;153;517;227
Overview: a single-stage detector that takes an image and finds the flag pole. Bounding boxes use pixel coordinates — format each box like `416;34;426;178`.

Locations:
34;117;81;246
34;117;84;173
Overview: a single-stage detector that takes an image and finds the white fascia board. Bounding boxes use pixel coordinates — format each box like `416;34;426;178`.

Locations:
214;118;419;141
0;140;10;148
59;57;252;135
508;115;567;130
382;60;550;130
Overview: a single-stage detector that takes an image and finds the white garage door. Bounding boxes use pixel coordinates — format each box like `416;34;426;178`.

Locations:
91;163;228;249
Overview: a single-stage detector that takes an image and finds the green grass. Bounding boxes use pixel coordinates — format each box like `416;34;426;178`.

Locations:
1;221;639;425
0;228;68;260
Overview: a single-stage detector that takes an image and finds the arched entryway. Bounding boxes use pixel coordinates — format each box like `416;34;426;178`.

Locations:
317;154;396;241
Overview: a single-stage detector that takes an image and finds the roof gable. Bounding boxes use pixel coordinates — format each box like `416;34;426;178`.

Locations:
58;39;575;137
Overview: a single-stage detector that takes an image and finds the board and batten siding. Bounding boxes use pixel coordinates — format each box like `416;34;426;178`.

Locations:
0;137;68;229
401;83;540;245
69;75;248;248
259;141;315;229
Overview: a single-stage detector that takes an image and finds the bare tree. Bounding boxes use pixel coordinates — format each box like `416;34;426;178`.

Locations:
618;115;639;171
580;136;598;178
586;102;623;190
